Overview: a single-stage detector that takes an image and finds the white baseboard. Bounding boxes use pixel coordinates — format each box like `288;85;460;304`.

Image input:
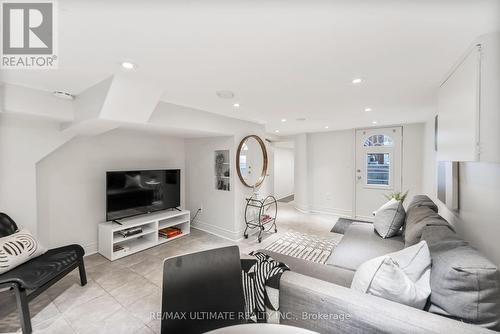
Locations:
234;227;259;242
310;206;353;218
83;242;98;256
192;220;241;241
293;203;310;213
295;204;353;218
276;193;294;201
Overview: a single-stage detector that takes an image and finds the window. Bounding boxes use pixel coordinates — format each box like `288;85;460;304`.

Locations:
367;153;390;185
363;135;394;147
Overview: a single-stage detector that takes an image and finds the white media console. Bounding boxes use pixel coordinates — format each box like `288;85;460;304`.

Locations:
98;209;190;261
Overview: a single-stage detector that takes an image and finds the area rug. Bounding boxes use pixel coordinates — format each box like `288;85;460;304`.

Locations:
331;217;371;234
265;232;338;264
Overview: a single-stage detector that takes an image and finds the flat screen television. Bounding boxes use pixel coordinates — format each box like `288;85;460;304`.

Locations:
106;169;180;221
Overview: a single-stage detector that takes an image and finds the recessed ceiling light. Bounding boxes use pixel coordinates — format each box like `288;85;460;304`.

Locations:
52;91;74;100
233;103;240;108
275;130;280;133
364;107;372;112
216;90;235;99
281;119;287;122
372;121;378;125
325;126;329;129
352;78;363;85
121;61;136;70
296;117;306;121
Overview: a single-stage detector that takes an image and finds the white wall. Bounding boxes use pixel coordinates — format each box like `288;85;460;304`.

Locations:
422;118;500;267
294;123;425;217
185;134;275;240
0;83;278;246
0;82;276;245
0;114;71;235
36;129;185;253
308;130;354;216
184;136;236;240
273;146;294;200
402;123;425;203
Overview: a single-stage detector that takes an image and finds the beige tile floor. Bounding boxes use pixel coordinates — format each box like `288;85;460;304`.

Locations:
0;202;341;333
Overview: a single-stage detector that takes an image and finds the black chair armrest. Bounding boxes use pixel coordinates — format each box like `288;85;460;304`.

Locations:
0;213;18;237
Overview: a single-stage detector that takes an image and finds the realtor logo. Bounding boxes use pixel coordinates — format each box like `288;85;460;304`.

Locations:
1;1;57;68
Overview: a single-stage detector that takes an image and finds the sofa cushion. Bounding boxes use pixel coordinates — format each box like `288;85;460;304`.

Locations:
374;199;406;238
403;195;439;237
427;242;500;330
0;229;47;275
404;206;451;247
406;195;439;213
421;225;466;248
351;241;431;309
327;222;404;271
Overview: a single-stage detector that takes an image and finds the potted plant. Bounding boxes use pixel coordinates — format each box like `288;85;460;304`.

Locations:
384;190;409;202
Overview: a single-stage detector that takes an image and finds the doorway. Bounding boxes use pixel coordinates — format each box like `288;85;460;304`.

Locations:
273;141;295;201
355;127;402;219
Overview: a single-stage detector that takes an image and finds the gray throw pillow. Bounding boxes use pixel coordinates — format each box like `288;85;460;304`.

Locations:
374;199;405;238
406;195;438;213
428;242;500;330
420;225;465;248
404;206;451;247
403;195;439;237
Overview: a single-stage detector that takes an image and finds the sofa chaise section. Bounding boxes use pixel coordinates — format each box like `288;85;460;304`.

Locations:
279;271;491;334
326;221;404;271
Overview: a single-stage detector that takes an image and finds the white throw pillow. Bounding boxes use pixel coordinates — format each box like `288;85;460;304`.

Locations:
351;240;431;309
0;229;47;274
374;198;406;238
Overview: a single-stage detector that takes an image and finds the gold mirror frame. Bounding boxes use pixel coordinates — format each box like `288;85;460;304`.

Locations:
236;135;268;188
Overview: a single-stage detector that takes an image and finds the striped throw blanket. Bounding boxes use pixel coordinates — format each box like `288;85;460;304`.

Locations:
241;252;289;322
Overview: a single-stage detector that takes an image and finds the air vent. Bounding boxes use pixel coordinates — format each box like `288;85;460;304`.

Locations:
216;90;235;99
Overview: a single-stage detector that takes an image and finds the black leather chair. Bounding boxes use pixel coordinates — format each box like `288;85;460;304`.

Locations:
161;246;246;334
0;213;87;334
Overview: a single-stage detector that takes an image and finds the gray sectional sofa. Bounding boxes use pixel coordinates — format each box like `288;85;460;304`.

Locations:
262;195;500;333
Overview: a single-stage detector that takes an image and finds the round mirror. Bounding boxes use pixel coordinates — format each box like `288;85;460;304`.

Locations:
236;135;268;188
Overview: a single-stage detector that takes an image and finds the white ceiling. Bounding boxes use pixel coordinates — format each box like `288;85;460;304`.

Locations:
1;0;499;135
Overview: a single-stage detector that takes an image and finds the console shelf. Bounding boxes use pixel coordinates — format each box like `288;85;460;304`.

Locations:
113;225;156;244
98;209;190;261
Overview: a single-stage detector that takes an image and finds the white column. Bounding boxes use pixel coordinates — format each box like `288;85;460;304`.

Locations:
294;133;309;212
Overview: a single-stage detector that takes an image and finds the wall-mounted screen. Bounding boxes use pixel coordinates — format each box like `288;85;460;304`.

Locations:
106;169;180;221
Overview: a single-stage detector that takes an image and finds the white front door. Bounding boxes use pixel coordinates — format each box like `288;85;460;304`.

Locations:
355;127;402;219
